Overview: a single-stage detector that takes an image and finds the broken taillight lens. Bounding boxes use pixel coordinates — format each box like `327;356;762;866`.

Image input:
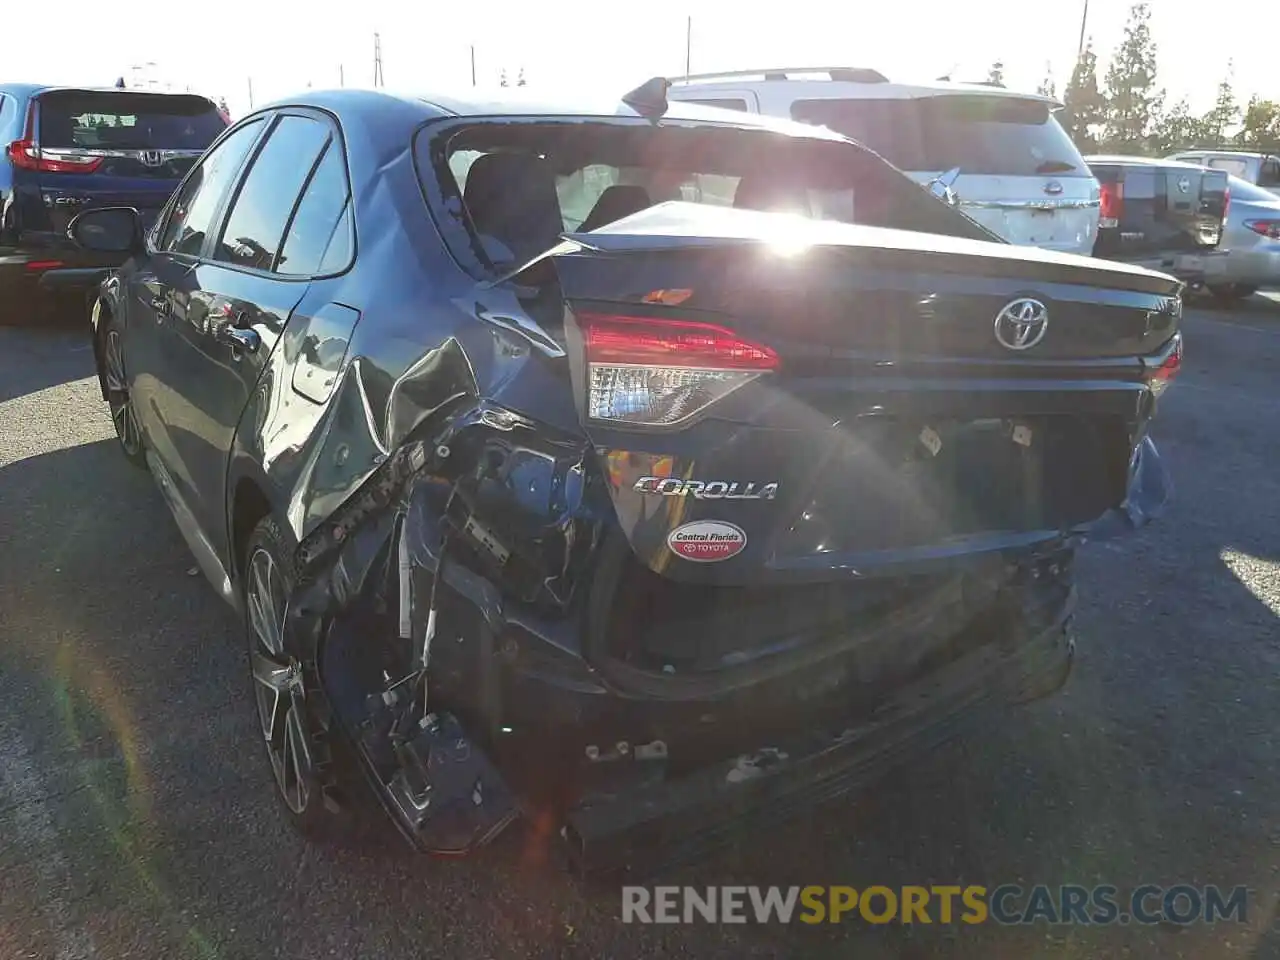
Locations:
1146;334;1182;398
578;313;778;427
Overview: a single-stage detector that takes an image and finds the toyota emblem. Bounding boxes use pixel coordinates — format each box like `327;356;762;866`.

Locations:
994;298;1050;351
1043;180;1064;196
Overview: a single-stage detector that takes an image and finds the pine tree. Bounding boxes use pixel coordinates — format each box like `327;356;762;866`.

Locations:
517;68;526;87
499;69;509;88
1153;98;1206;153
1062;39;1106;151
1102;2;1165;152
1236;97;1280;152
1036;63;1056;100
986;61;1005;86
1200;65;1238;146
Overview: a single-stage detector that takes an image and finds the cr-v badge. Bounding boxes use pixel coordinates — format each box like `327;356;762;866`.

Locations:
667;520;747;562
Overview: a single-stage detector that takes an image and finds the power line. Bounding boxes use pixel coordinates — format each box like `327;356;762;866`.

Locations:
373;32;384;88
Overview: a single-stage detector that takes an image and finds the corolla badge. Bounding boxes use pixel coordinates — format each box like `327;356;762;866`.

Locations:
667;520;747;563
994;298;1050;351
634;477;779;500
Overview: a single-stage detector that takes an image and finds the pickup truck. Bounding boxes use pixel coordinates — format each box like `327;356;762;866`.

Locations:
1085;155;1230;287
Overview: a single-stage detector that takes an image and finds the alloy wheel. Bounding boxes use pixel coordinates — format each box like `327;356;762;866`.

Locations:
104;329;143;458
246;547;314;815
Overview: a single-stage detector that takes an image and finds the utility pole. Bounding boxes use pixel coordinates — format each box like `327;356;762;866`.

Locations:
339;63;345;87
1076;0;1090;62
471;45;476;87
685;15;692;77
373;32;384;88
247;76;255;109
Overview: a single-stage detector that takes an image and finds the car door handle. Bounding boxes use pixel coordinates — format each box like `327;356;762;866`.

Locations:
214;314;261;354
149;295;169;316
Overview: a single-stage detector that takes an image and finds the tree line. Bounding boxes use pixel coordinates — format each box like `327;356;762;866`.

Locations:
1024;2;1278;155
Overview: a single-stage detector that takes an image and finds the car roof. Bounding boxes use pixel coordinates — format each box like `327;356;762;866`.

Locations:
668;71;1060;107
0;82;216;102
1172;149;1271;159
1085;154;1211;170
259;86;855;143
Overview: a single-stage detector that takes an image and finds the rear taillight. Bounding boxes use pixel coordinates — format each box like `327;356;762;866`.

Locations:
6;101;103;174
578;313;778;427
1146;334;1182;398
7;139;104;174
1245;219;1280;240
1099;181;1123;229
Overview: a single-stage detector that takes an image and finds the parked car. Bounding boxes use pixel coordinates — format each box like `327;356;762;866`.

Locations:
72;82;1180;876
666;66;1101;256
0;83;227;324
1167;149;1280;196
1198;175;1280;301
1085;155;1230;285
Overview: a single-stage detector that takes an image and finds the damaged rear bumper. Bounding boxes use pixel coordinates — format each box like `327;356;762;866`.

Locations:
562;594;1075;879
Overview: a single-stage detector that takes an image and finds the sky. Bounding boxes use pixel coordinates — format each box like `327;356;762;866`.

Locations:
5;0;1276;121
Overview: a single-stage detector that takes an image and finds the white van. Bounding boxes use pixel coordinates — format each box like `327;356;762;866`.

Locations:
667;67;1101;256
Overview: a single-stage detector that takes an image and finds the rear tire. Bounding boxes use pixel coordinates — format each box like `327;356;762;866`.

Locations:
99;303;147;470
243;516;355;842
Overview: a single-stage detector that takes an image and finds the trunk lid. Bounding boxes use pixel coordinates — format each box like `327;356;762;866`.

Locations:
1088;159;1229;260
545;203;1178;590
13;89;224;243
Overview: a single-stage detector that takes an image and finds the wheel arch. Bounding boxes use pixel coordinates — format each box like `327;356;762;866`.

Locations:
230;473;273;594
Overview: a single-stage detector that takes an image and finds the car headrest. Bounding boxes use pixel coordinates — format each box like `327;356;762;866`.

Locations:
732;176;811;215
577;185;653;233
461;152;563;264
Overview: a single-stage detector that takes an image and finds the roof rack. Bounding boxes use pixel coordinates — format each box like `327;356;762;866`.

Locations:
669;67;889;85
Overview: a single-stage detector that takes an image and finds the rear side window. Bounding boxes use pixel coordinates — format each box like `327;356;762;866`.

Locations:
214;115;332;271
36;91;225;151
157;120;264;256
1259;158;1280;187
276;142;353;276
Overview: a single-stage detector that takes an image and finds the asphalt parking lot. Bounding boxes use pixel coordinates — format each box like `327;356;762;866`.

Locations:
2;296;1279;960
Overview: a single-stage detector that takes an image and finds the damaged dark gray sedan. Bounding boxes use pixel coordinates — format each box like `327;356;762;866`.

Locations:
72;82;1181;877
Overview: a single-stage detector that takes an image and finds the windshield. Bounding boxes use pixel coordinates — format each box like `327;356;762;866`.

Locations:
37;91;226;151
790;95;1085;177
417;117;995;273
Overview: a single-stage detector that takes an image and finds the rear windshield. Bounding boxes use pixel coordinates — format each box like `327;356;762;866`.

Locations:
1228;175;1279;203
416;118;996;274
790;95;1085;177
37;91;225;151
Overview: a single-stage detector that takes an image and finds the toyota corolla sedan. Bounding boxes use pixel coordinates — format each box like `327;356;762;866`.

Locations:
71;83;1180;876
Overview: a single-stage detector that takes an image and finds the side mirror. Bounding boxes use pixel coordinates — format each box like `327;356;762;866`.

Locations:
67;207;144;254
926;167;962;206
